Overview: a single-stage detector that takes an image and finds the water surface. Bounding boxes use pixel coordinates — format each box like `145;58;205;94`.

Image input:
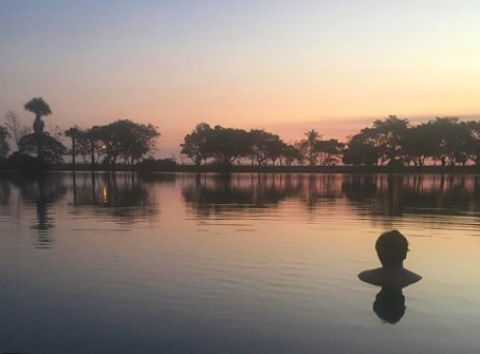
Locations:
0;172;479;353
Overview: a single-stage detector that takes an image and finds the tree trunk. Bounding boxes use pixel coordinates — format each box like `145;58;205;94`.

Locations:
90;141;95;170
71;138;76;171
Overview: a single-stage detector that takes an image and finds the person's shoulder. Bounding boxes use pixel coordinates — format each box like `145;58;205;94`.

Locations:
358;268;383;285
402;269;422;286
357;269;371;281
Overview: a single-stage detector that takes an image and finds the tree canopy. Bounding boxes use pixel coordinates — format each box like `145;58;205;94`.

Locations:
24;97;52;135
181;125;293;166
180;116;480;168
24;97;52;118
18;133;66;164
94;119;160;166
181;123;212;166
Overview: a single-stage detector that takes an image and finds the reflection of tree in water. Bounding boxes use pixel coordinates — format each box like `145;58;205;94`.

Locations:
342;174;378;202
181;173;344;217
71;172;161;221
299;174;343;212
5;172;480;242
8;173;67;248
342;174;480;217
0;175;11;208
183;173;480;219
182;173;298;217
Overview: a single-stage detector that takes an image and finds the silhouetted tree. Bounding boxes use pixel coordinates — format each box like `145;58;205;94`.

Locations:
0;126;10;158
265;136;287;165
342;132;379;166
96;124;121;167
467;120;480;165
247;129;271;166
282;144;302;166
426;117;473;166
293;140;308;165
65;126;83;169
403;123;435;166
181;123;211;166
115;120;160;166
369;116;409;166
315;139;344;166
178;118;480;168
302;129;321;165
91;120;160;169
342;116;408;166
247;129;287;166
24;97;51;135
20;98;65;166
205;126;250;166
81;126;103;168
73;131;92;163
4;111;30;149
18;133;66;165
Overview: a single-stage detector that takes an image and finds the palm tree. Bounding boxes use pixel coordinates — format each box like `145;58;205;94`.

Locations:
304;129;321;166
24;97;52;135
65;126;82;170
24;97;52;162
84;126;102;170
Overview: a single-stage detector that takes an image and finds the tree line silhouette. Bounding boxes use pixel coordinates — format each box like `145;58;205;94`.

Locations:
1;97;160;171
3;97;480;170
181;116;480;168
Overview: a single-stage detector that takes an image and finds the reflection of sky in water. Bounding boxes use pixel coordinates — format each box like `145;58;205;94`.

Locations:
0;172;479;353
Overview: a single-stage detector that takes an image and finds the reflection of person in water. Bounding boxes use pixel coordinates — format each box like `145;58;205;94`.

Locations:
373;287;405;324
358;230;422;324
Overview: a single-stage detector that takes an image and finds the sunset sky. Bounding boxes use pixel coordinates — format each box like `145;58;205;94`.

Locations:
1;0;479;157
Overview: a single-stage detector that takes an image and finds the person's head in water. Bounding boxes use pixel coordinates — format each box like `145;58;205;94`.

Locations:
375;230;408;268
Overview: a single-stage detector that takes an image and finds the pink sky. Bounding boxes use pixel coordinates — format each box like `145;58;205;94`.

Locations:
1;1;480;158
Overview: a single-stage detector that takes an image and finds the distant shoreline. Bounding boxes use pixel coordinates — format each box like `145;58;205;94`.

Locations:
2;164;480;174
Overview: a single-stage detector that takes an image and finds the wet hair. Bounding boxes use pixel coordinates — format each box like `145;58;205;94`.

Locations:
375;230;408;267
373;288;406;324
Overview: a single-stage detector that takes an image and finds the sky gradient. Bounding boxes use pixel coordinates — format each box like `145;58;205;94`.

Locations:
1;0;479;157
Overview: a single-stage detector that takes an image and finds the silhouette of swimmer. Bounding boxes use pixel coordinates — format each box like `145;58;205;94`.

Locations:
358;230;422;324
358;230;422;289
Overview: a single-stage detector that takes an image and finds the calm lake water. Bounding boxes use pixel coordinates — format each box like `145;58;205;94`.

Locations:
0;172;479;353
